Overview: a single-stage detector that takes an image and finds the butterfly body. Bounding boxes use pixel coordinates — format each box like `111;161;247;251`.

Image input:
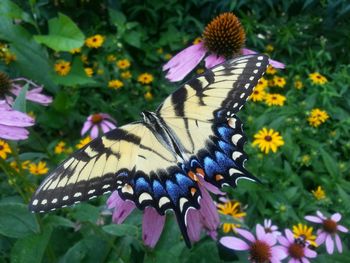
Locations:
29;54;269;246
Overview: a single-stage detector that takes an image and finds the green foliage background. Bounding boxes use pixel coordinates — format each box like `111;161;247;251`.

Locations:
0;0;350;262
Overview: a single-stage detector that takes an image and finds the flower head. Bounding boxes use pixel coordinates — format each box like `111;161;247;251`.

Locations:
138;73;154;84
121;71;132;79
292;223;317;247
266;65;277;75
272;76;286;88
252;128;284;154
264;94;286;106
85;34;104;48
308;108;329;127
116;59;131;69
108;80;123;89
309;72;327;85
144;91;153;101
76;136;92;149
84;67;93;77
0;100;34;140
0;139;11;159
250;86;266;102
278;229;317;262
305;211;348;254
220;225;287;263
29;161;49;175
217;199;246;233
294;80;303;89
54;60;71;76
263;219;281;237
81;113;117;139
54;141;71;154
311;186;326;200
69;47;81;54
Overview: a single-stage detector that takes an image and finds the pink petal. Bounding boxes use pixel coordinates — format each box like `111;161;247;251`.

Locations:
236;228;256;242
277;235;290;247
103;120;117;130
305;215;323;224
316;210;326;219
241;48;256;55
163;43;206;82
142;207;165;248
288;259;298;263
220;236;249;250
100;123;112;134
90;125;99;139
107;191;119;208
262;233;277;246
0;109;34;127
197;185;219;230
204;54;225;69
26;88;52;106
186;208;202;242
301;258;310;263
81;120;93;136
197;176;225;195
304;247;317;258
331;213;341;222
256;224;266;240
207;229;217;240
107;191;135;224
337;225;348;233
316;231;327;245
335;234;343;253
325;234;334;254
285;229;294;243
0;124;29;140
271;246;288;260
269;58;285;69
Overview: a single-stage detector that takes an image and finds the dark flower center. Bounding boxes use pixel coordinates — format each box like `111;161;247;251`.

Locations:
91;114;103;124
264;227;272;233
0;145;4;151
316;75;321;79
250;240;271;263
203;13;246;58
264;136;272;142
323;219;337;234
272;96;277;100
0;71;12;98
288;243;305;259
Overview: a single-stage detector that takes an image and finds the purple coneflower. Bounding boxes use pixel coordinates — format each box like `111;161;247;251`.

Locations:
107;176;221;248
278;229;317;263
163;13;284;82
81;113;117;139
220;224;287;263
0;100;34;140
0;72;52;106
263;219;281;237
305;211;348;254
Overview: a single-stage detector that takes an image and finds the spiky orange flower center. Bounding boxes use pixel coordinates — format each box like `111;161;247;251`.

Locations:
91;114;103;124
249;240;271;263
288;243;305;259
323;219;337;234
0;71;12;98
203;13;245;58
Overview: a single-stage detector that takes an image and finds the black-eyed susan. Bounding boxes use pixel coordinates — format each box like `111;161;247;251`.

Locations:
69;47;81;54
54;141;67;154
308;108;329;127
121;71;132;79
217;200;246;233
252;128;284;154
256;77;268;89
54;60;71;76
311;186;326;200
292;223;317;247
10;160;30;172
266;65;277;75
138;73;154;84
84;67;93;77
116;59;131;70
250;86;266;102
108;79;123;89
76;136;92;149
0;139;11;159
294;80;303;89
107;54;117;62
85;34;105;48
29;161;49;175
264;93;286;106
309;72;327;85
272;76;286;88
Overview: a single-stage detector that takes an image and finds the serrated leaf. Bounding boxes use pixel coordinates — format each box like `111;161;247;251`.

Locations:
34;13;85;52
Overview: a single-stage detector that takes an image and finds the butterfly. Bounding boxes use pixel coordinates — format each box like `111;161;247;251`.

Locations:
29;54;269;246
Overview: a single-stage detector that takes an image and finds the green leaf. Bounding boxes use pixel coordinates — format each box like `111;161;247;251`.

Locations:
102;224;138;237
11;227;52;263
109;8;126;27
43;215;75;228
0;203;39;238
12;83;28;112
34;13;85;52
123;30;142;48
69;203;100;223
320;148;339;178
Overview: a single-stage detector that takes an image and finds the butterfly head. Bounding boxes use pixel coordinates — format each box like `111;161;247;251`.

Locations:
141;111;158;125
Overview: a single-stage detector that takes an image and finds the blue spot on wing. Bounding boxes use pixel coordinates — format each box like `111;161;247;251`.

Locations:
217;125;234;143
215;151;235;169
152;180;167;199
218;140;234;155
135;177;151;194
203;156;225;179
175;173;194;191
165;180;182;204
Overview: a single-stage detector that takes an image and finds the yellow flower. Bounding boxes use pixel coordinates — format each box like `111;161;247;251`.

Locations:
301;155;311;166
69;47;81;54
264;93;286;106
308;108;329;127
54;141;66;154
54;60;71;76
196;68;205;74
292;223;317;247
76;136;92;149
81;55;88;64
121;71;132;79
29;161;49;176
309;72;327;85
116;59;131;69
85;34;105;48
138;73;154;84
0;140;11;159
84;67;93;77
107;54;117;62
294;80;303;89
164;54;172;60
217;200;246;233
252;128;284;154
265;44;274;52
4;52;16;64
311;186;326;200
256;77;268;89
108;79;124;89
272;76;286;88
250;86;266;102
10;160;30;172
144;91;154;101
193;37;202;45
266;65;277;75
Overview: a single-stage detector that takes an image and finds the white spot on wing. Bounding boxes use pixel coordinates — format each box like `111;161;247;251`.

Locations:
232;151;243;160
179;197;188;212
32;199;38;206
74;192;82;198
88;189;95;195
229;168;243;176
159;196;170;207
41;199;47;205
52;198;58;204
253;69;258;73
233;103;238;108
256;62;261;67
244;83;250;89
240;93;245;99
102;184;110;189
232;134;242;145
249;76;254;81
258;56;264;60
139;192;152;203
63;195;69;201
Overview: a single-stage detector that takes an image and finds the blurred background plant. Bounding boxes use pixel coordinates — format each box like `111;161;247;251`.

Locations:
0;0;349;262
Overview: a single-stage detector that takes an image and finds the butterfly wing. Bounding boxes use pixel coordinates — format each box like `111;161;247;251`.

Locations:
157;54;269;188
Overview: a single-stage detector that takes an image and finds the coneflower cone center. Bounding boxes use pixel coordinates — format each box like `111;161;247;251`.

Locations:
288;243;305;259
323;219;337;234
91;114;103;124
203;13;246;58
250;240;271;263
0;71;12;98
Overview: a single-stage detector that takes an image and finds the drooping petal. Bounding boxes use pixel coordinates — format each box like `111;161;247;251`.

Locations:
197;185;219;231
331;213;341;222
325;234;334;254
316;210;326;219
316;231;327;245
204;54;225;69
103;120;117;130
0;109;34;127
107;191;136;224
0;124;29;140
163;43;207;82
220;236;250;250
235;228;256;242
25;87;52;106
90;125;99;139
337;225;348;233
142;207;166;248
197;176;225;195
241;48;285;69
285;229;294;243
304;247;317;258
81;120;93;136
304;215;323;224
186;208;202;242
334;234;343;253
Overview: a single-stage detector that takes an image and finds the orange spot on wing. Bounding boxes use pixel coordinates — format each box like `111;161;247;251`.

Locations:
190;187;197;196
196;168;205;177
187;171;198;181
215;174;224;181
